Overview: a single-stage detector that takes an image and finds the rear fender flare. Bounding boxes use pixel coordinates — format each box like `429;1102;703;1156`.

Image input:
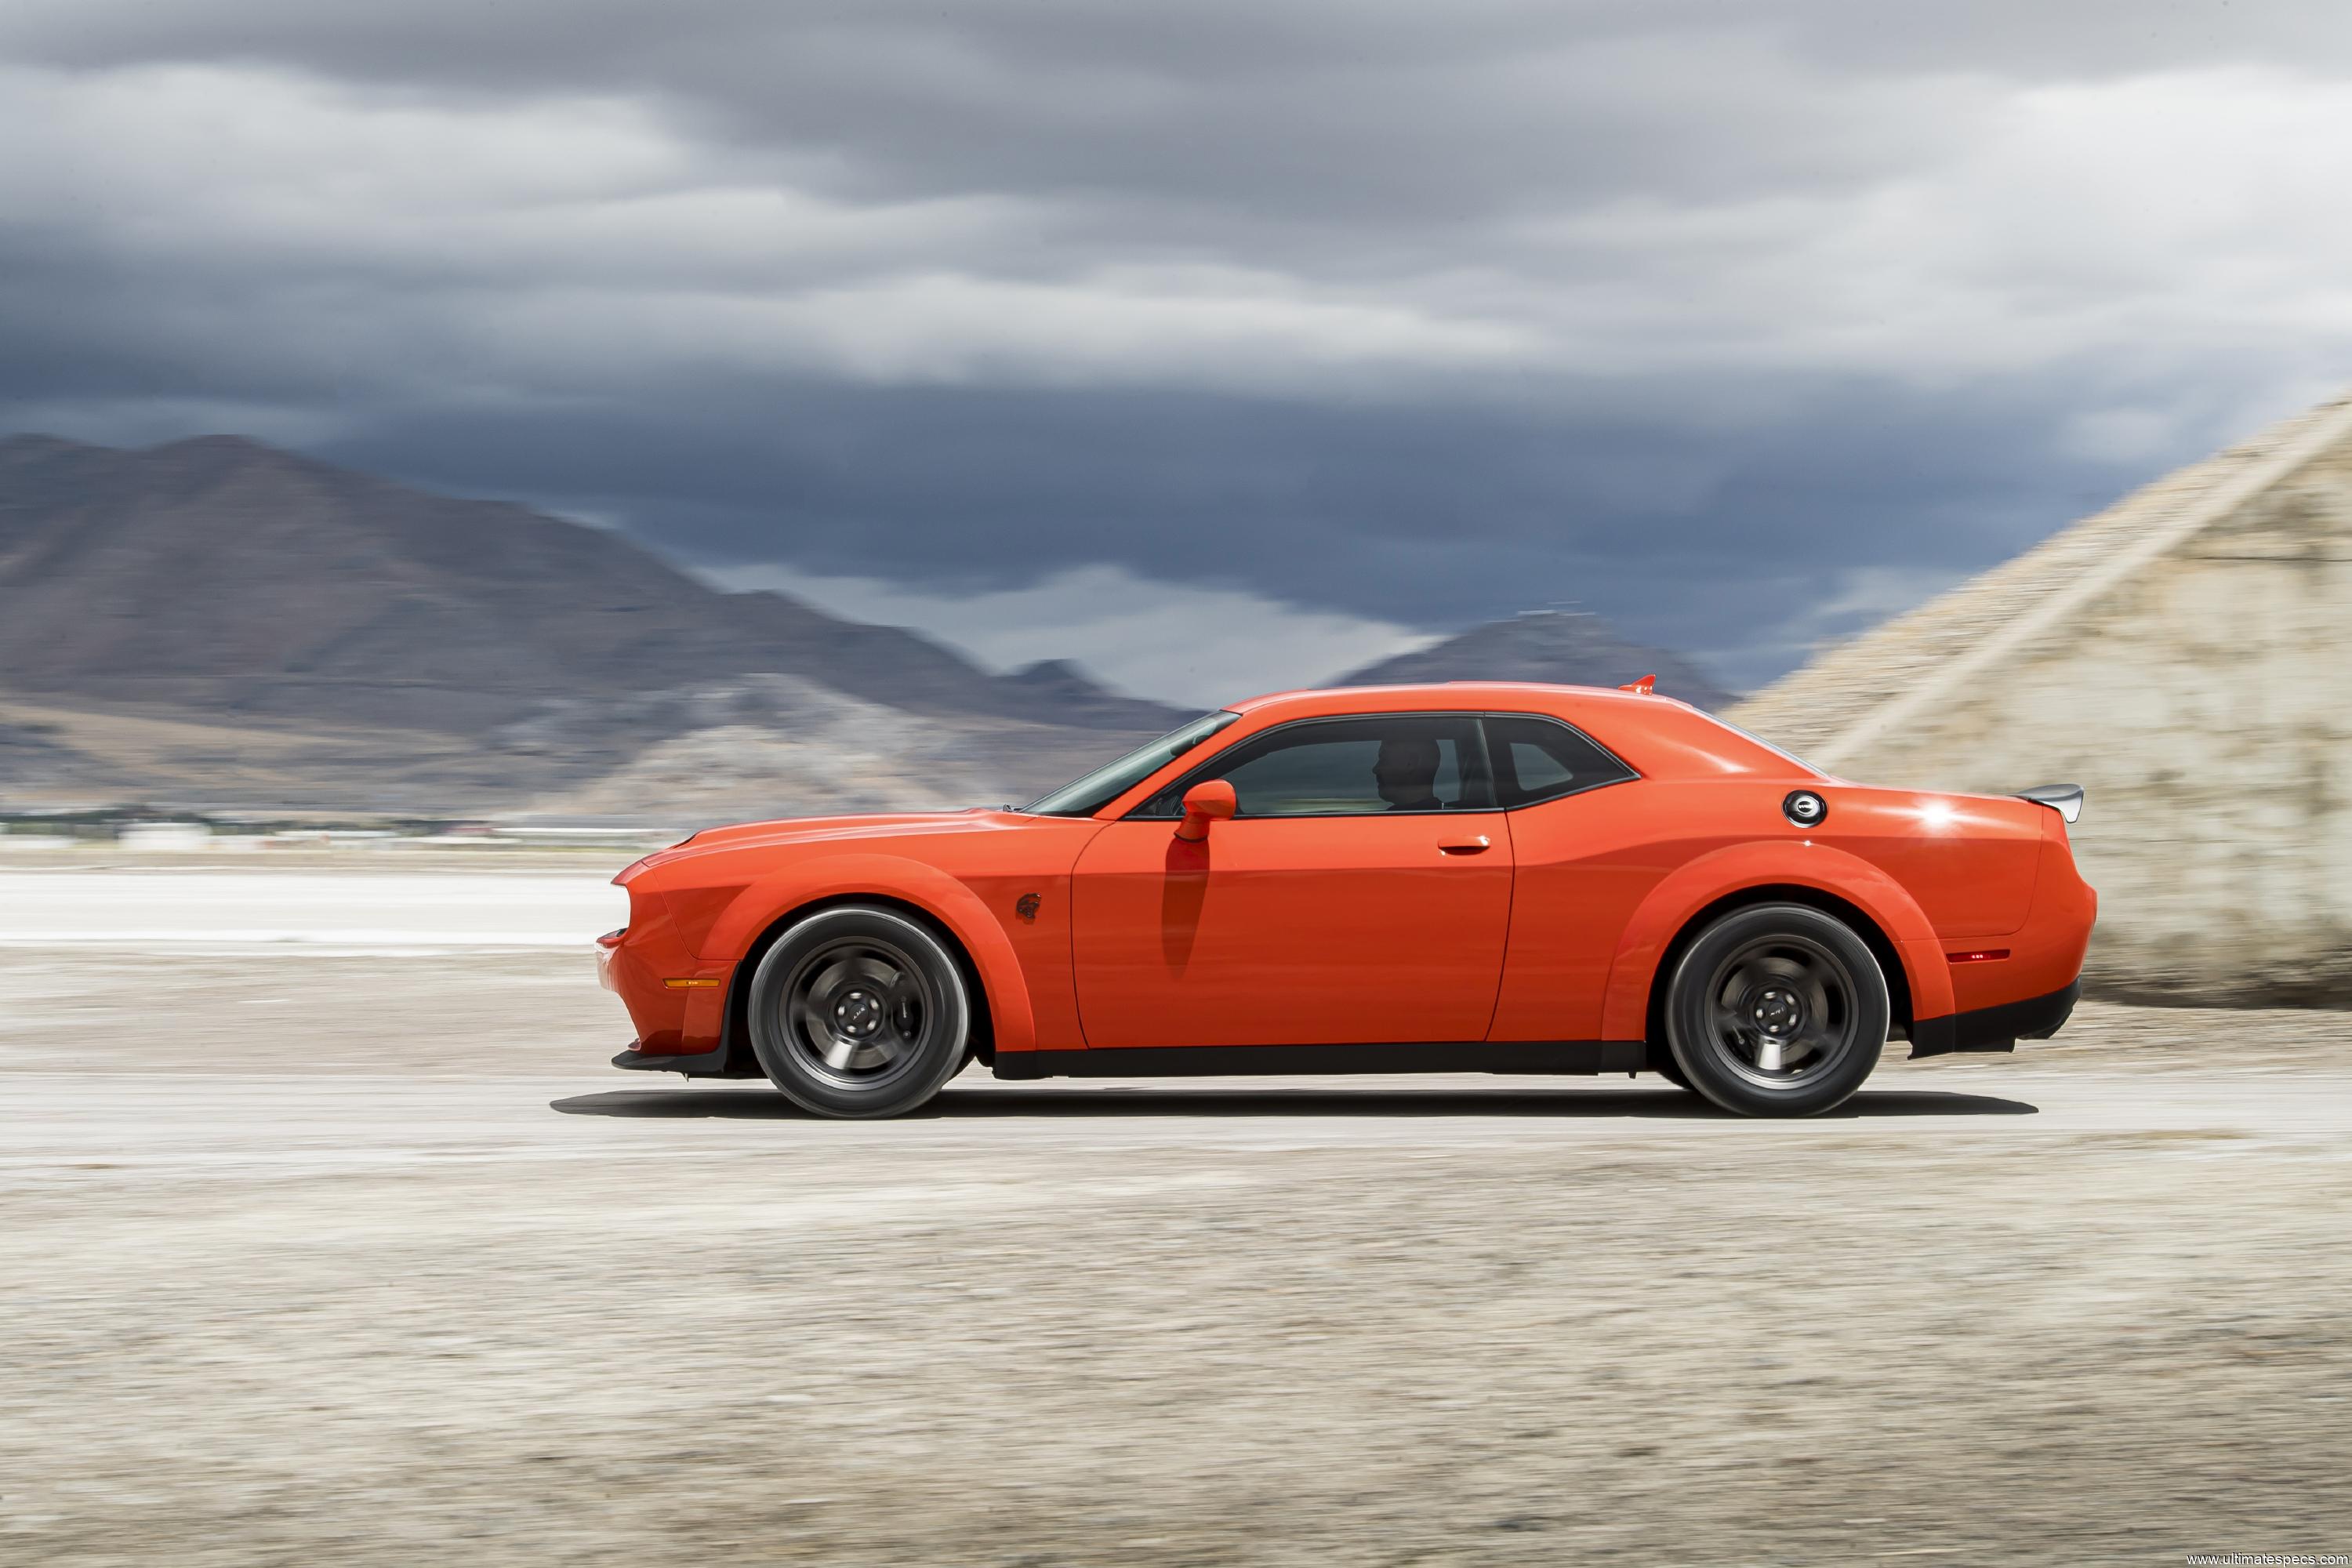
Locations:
1598;841;1953;1040
706;853;1037;1055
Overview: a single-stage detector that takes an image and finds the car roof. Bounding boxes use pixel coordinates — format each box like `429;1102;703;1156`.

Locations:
1223;681;1694;718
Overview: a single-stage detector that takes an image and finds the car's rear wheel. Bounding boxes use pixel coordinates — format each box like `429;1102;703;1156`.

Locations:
746;906;971;1119
1664;903;1887;1117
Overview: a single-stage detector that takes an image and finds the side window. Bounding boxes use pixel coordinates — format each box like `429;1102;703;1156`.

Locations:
1483;715;1636;808
1133;715;1494;818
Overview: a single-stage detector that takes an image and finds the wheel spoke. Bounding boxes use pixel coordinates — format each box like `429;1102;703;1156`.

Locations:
1712;964;1757;1057
842;954;901;991
1794;970;1834;1025
793;993;835;1051
805;957;861;1007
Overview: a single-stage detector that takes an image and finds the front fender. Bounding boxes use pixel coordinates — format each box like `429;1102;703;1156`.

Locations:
705;852;1039;1055
1597;840;1954;1041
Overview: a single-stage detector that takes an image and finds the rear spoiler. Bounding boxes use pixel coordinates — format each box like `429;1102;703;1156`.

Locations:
2015;783;2083;824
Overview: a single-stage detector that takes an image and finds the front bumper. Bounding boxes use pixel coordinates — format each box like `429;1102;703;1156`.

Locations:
1909;980;2080;1059
599;896;733;1057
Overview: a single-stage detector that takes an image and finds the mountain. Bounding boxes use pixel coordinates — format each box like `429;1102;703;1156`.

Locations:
999;659;1195;731
0;434;1188;740
1332;610;1734;710
0;435;1733;816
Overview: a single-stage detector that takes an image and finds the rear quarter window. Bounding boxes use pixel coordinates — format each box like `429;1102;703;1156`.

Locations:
1484;714;1638;808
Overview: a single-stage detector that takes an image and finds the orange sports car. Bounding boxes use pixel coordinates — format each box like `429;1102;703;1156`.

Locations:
601;681;2095;1118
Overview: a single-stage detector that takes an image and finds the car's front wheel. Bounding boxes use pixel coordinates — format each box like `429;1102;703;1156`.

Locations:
1664;903;1888;1117
746;906;972;1119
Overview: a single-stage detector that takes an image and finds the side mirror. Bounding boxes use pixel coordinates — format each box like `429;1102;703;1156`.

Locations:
1174;779;1237;842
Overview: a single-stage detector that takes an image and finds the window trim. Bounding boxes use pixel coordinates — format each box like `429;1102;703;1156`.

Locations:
1123;710;1501;820
1481;711;1642;809
1118;709;1641;822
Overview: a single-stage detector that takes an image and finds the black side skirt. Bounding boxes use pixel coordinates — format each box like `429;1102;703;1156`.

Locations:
1908;980;2080;1060
610;1044;735;1077
993;1040;1642;1080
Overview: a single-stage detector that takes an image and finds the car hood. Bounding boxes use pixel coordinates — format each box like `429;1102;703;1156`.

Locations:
614;808;1040;884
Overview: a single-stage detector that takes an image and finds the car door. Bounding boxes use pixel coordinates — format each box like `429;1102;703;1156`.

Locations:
1069;713;1515;1049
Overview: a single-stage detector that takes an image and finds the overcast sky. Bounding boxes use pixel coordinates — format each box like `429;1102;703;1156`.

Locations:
5;2;2350;702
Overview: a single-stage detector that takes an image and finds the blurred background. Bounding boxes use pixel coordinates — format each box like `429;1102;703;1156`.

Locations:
7;2;2352;1003
9;8;2352;1566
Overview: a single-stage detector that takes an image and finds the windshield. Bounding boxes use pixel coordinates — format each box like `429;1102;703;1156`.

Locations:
1021;710;1241;817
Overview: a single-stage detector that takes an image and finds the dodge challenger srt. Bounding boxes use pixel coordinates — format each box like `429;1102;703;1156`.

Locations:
599;681;2096;1118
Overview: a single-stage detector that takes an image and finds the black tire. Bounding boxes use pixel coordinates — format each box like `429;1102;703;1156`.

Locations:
746;906;972;1119
1664;903;1887;1117
1653;1054;1694;1092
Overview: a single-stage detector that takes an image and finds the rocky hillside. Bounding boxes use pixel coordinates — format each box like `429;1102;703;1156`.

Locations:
0;434;1185;740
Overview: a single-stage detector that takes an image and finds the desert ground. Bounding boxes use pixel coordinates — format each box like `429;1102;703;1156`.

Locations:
2;859;2350;1565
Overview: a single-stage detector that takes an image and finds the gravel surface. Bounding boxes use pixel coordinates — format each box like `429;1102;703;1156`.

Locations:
4;947;2350;1565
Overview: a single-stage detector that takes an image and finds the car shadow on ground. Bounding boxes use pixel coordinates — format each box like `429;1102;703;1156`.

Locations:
552;1084;2039;1121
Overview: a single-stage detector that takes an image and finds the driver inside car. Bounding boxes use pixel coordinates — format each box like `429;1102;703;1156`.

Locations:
1372;735;1445;811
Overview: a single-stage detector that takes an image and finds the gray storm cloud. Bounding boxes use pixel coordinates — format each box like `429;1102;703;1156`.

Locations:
2;0;2350;694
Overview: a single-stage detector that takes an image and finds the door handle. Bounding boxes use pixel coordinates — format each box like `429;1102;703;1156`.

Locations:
1438;836;1492;855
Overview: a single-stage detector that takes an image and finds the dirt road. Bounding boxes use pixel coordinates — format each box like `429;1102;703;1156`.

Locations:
4;907;2350;1563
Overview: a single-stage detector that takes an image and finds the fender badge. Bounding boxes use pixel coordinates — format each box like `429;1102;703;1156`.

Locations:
1014;893;1042;923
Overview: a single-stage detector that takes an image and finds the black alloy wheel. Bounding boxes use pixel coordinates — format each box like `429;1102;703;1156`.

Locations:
1664;903;1888;1117
746;906;972;1118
